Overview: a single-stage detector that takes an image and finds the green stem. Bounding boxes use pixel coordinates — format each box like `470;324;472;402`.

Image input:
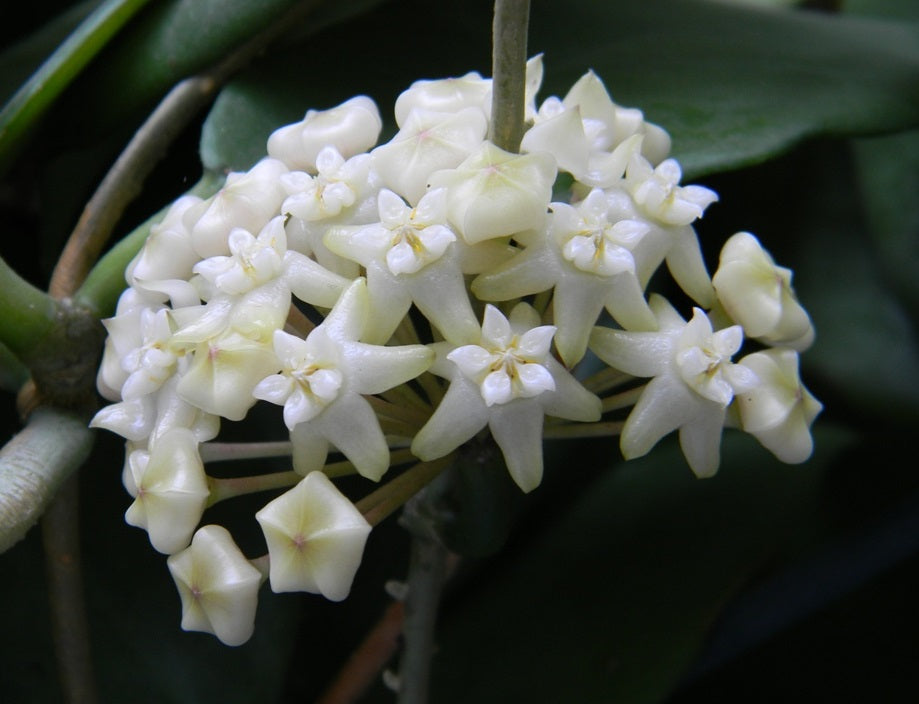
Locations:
356;457;453;528
200;440;292;463
49;75;227;298
0;407;94;553
0;0;154;175
0;255;61;366
206;449;422;505
208;471;301;506
416;371;445;409
378;417;420;440
531;289;552;319
601;384;646;414
326;448;419;478
581;365;633;395
543;420;624;439
490;0;531;152
379;378;432;415
367;395;431;430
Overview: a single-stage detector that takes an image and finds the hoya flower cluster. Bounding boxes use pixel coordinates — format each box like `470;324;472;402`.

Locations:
91;56;821;645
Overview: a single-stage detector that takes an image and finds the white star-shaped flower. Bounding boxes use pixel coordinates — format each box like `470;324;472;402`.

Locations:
590;145;717;309
324;188;479;344
371;107;488;205
193;218;286;296
394;71;491;127
625;151;718;228
126;194;203;306
190;215;349;309
90;373;220;446
473;188;657;366
96;288;168;401
412;303;601;492
589;296;759;477
117;308;179;401
562;69;672;166
735;349;822;463
255;471;371;600
428;142;556;244
280;147;374;223
267;95;382;172
253;328;344;429
392;54;544;127
187;157;288;258
712;232;815;350
175;328;282;422
253;278;433;480
124;428;210;554
167;525;264;646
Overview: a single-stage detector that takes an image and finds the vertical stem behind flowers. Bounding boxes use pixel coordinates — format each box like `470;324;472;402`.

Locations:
490;0;531;153
394;4;532;702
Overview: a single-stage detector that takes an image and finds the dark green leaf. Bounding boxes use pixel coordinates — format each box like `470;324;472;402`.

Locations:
529;0;919;178
428;427;854;704
198;1;492;172
53;0;388;146
845;0;919;22
787;143;919;424
0;1;98;106
851;130;919;319
200;0;919;176
0;0;154;174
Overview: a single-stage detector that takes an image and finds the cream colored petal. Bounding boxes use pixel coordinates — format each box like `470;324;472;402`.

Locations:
256;472;371;600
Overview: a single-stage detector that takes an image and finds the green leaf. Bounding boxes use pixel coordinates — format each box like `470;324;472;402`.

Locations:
850;130;919;319
197;1;484;173
845;0;919;22
428;427;854;704
528;0;919;178
199;0;919;177
787;143;919;424
53;0;388;146
0;1;98;107
61;0;299;130
0;0;154;174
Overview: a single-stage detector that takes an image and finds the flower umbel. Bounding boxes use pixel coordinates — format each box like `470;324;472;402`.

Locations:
92;56;821;645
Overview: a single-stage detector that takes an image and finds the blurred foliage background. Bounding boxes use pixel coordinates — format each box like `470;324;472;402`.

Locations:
1;0;918;702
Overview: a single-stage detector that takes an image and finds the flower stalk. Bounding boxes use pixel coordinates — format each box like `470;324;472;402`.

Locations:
490;0;531;152
601;384;647;414
207;470;301;506
543;420;625;440
199;440;293;463
356;457;454;528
